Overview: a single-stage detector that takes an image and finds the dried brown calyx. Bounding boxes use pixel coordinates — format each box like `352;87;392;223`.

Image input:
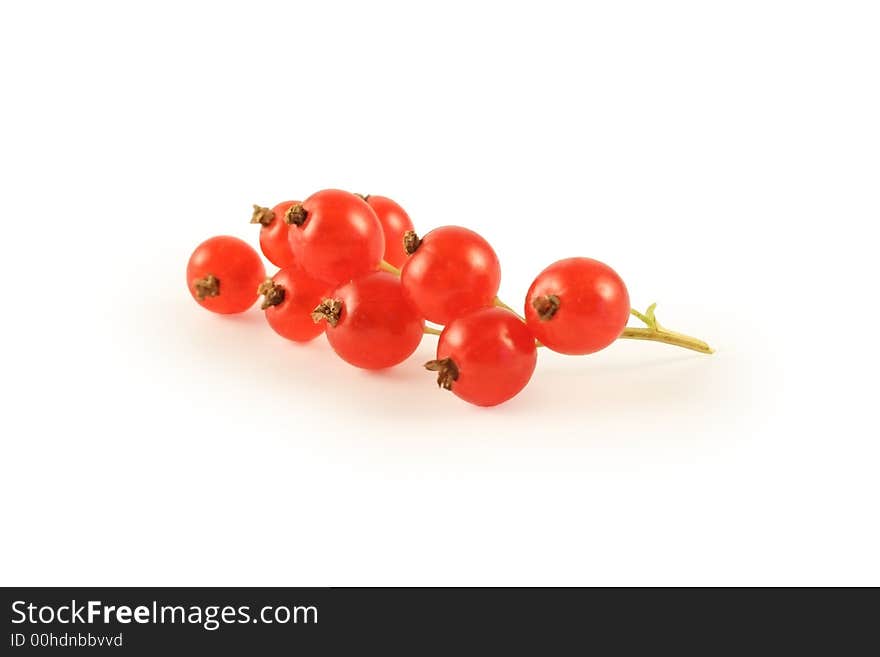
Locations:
403;230;422;255
258;279;285;310
354;193;371;202
192;274;220;300
424;358;459;390
532;294;561;320
284;203;308;227
311;298;343;327
250;204;275;226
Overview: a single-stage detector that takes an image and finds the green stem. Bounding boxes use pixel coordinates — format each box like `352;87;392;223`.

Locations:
493;296;524;319
618;304;713;354
619;326;713;353
379;260;401;276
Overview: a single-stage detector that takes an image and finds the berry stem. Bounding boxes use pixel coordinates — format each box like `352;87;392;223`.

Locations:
379;260;401;276
423;325;442;336
493;296;523;319
620;303;714;354
619;326;713;353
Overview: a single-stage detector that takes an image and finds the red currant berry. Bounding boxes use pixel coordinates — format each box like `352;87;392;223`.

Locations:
251;201;298;268
400;226;501;325
426;307;537;407
187;236;266;314
360;194;414;269
524;257;630;355
258;266;330;343
287;189;384;286
312;271;424;370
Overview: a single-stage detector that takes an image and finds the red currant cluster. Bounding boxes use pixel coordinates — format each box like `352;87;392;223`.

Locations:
187;189;712;407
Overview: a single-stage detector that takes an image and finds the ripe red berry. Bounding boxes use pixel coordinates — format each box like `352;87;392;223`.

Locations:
524;257;630;355
361;194;414;269
426;307;537;407
313;272;424;370
287;189;384;286
186;236;266;314
251;201;298;268
258;266;330;343
400;226;501;325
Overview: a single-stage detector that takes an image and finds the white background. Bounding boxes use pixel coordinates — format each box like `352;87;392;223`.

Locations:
1;1;878;586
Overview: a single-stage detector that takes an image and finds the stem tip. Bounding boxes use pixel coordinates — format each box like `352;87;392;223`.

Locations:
403;230;422;255
532;294;560;320
251;205;274;226
424;357;459;390
285;203;308;227
192;274;220;300
311;298;343;327
257;279;285;310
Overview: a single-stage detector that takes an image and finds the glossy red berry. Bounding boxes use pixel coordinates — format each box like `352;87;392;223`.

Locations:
426;307;537;407
313;272;424;370
259;266;330;343
186;236;266;314
362;194;414;269
524;257;630;355
400;226;501;325
287;189;384;286
251;201;298;268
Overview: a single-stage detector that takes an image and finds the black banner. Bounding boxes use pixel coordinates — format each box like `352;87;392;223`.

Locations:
1;587;874;653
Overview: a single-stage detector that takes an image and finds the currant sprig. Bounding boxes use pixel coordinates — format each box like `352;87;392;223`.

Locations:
186;189;713;407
